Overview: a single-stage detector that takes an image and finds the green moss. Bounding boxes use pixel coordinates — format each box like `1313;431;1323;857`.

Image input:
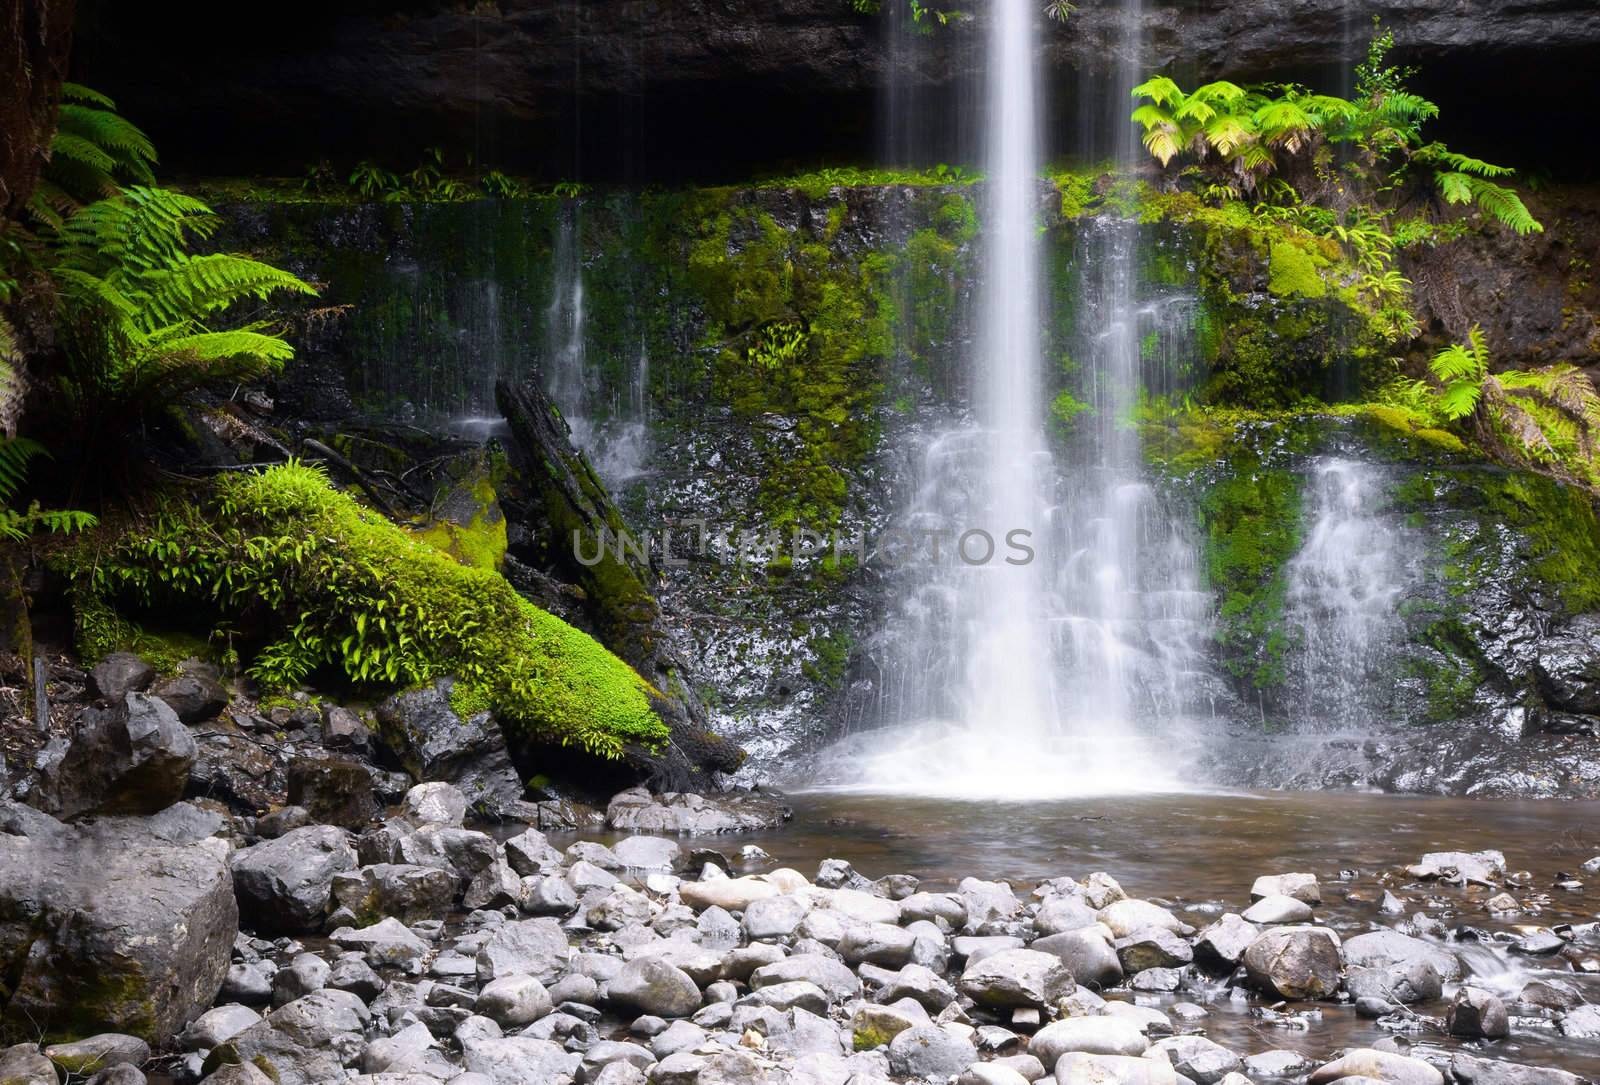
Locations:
411;473;508;572
800;629;853;690
1471;470;1600;613
1198;467;1304;690
67;464;667;758
853;1026;893;1052
1268;240;1327;298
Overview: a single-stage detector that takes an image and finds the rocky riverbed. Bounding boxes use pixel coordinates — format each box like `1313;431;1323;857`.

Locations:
4;767;1600;1085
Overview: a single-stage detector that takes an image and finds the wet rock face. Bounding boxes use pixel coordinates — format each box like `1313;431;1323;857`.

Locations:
73;0;1600;177
45;693;196;819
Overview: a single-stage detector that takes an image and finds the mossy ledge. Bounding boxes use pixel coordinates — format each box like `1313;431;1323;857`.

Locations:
65;462;667;759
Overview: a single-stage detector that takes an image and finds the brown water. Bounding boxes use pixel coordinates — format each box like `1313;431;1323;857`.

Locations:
617;789;1600;1078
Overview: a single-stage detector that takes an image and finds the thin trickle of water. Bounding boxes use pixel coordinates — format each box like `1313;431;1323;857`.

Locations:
1283;459;1407;729
544;203;589;423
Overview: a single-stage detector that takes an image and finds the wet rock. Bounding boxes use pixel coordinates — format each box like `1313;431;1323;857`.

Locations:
1114;927;1193;972
605;787;789;834
1342;929;1461;982
271;953;330;1005
376;681;529;819
91;653;155;701
0;807;237;1044
887;1025;977;1080
839;922;919;967
1194;914;1259;971
44;1034;150;1075
1451;1052;1584;1085
286;755;377;830
221;961;275;1005
330;862;456;926
874;963;959;1011
750;955;861;1003
464;860;525;911
743;893;811;939
1307;1048;1443;1085
1030;1018;1149;1068
199;1064;275;1085
1241;926;1342;1000
478;974;554;1027
1405;850;1505;884
206;989;370;1085
1032;929;1123;988
608;957;702;1018
84;1066;145;1085
1150;1036;1242;1084
1448;987;1510;1039
1515;978;1583;1011
400;781;468;828
151;671;229;723
1558;1003;1600;1037
48;692;196;818
0;1045;56;1085
679;875;783;912
959;948;1074;1009
1344;959;1442;1005
1243;1050;1314;1079
326;954;383;1000
1034;895;1099;935
1241;894;1313;924
1052;1051;1177;1085
504;828;563;876
1098;899;1183;938
1250;873;1321;905
231;825;357;933
179;1005;263;1051
321;705;371;751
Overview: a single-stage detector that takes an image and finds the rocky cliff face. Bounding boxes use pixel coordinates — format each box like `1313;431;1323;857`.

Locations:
223;178;1600;795
71;0;1600;179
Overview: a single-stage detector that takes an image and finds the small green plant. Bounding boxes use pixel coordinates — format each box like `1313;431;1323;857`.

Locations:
480;170;525;198
1429;325;1491;420
349;161;402;199
0;439;96;541
748;322;809;371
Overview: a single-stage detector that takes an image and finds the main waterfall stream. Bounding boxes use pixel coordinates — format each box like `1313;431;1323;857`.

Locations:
808;0;1212;796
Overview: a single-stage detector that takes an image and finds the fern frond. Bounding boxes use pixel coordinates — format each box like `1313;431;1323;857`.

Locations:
1131;76;1183;107
56;104;157;183
49;132;117;179
1254;100;1317;151
1437;381;1482;420
150;328;297;368
0;437;46;504
1464;176;1543;235
60;82;116;109
140;254;317;327
1203;115;1255;157
1191;80;1246;105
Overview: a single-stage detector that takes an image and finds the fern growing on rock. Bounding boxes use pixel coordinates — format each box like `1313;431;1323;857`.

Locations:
49;185;316;440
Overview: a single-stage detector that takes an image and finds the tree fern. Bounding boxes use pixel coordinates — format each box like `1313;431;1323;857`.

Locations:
28;84;158;228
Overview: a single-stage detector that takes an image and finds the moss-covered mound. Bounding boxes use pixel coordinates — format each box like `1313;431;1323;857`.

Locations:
72;462;667;758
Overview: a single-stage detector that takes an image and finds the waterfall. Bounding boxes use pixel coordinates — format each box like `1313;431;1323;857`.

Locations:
808;0;1199;798
541;201;651;485
1282;458;1407;730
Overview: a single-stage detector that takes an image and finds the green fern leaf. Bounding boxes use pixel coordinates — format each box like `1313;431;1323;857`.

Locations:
1131;76;1183;107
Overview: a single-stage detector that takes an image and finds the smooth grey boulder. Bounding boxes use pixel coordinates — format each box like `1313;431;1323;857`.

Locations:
750;955;862;1003
179;1005;262;1052
1451;1052;1585;1085
1032;929;1124;989
1034;896;1099;935
1558;1003;1600;1037
1342;929;1461;982
608;957;702;1018
44;1034;150;1075
462;1035;581;1084
329;917;430;969
743;893;811;940
960;948;1074;1009
1344;959;1442;1005
49;692;196;818
1053;1052;1177;1085
270;953;329;1006
231;825;357;933
477;974;554;1027
613;835;680;871
0;806;237;1044
839;922;919;967
1030;1017;1149;1069
874;962;959;1011
887;1025;978;1080
1249;873;1321;904
1307;1048;1443;1085
1241;894;1314;924
1114;927;1193;972
1241;926;1342;1000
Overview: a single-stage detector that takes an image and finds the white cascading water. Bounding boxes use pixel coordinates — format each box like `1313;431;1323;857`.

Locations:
542;202;652;484
809;0;1200;798
1282;458;1407;728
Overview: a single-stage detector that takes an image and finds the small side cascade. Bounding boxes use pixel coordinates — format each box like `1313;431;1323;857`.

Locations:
1282;458;1410;730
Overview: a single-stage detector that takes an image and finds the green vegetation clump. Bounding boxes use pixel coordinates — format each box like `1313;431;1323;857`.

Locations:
71;463;667;757
1267;239;1327;299
1199;468;1304;690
